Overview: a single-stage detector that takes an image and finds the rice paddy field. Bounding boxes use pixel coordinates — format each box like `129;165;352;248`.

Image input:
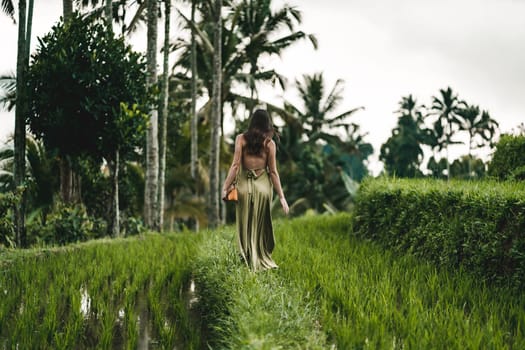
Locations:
1;214;524;349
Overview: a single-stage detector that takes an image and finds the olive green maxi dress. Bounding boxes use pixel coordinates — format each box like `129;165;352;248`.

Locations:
235;167;278;271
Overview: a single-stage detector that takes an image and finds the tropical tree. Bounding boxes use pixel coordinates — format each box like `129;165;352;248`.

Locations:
208;0;222;228
190;0;199;181
268;74;368;215
427;156;447;179
144;0;159;230
13;0;34;246
430;87;466;179
380;95;432;177
27;14;149;236
234;0;317;115
450;155;486;179
287;73;363;144
456;104;499;177
157;0;171;230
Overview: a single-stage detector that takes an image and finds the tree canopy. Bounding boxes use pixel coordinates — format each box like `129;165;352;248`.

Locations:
27;13;149;164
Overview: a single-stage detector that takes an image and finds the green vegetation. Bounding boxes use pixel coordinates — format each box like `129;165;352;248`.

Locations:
488;134;525;180
1;214;525;348
276;214;525;349
353;178;525;288
380;88;499;180
0;232;202;349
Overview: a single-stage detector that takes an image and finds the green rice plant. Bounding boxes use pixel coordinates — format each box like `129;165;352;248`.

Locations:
274;214;525;349
0;232;202;348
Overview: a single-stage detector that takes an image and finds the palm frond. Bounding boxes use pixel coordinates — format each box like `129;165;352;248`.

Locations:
176;8;214;54
0;72;16;111
1;0;15;22
126;0;146;35
325;107;364;124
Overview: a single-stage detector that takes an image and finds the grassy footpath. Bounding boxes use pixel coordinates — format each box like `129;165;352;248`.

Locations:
273;214;525;349
193;227;328;349
0;233;202;349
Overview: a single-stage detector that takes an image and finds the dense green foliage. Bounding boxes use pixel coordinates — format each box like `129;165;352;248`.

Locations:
0;233;201;348
0;190;20;247
488;134;525;180
27;13;148;162
380;95;431;177
353;178;525;288
380;89;499;178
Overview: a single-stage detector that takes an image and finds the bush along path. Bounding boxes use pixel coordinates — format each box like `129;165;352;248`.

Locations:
1;213;525;348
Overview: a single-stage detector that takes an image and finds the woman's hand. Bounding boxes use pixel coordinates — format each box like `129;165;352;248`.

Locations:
221;189;228;201
280;197;289;215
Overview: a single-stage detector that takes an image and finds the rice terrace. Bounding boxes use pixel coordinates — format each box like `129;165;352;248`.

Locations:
1;178;525;348
1;0;525;348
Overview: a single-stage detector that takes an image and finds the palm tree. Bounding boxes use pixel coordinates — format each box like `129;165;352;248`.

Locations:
14;0;35;246
190;0;198;181
430;87;465;180
144;0;159;230
457;105;499;178
288;73;363;144
157;0;171;231
208;0;222;228
380;95;429;177
235;0;317;115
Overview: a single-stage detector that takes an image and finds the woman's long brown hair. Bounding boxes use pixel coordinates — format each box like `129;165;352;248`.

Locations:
243;109;275;155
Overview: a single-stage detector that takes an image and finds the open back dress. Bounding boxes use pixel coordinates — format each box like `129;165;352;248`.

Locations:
235;164;278;271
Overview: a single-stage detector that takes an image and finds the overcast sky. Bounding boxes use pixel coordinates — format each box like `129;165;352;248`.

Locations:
1;0;524;174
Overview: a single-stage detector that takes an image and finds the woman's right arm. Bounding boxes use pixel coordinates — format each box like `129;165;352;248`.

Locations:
221;134;243;200
267;140;289;215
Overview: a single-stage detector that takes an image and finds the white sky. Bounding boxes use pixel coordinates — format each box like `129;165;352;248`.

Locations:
1;0;525;174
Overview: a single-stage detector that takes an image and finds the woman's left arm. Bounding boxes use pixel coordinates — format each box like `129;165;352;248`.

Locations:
221;134;243;200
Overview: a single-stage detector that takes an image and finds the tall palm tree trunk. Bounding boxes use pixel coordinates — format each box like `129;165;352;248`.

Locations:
25;0;34;61
104;1;120;236
14;0;28;247
157;0;170;231
190;0;198;181
208;0;222;228
468;131;473;179
145;0;159;230
63;0;72;19
59;0;82;205
110;149;120;236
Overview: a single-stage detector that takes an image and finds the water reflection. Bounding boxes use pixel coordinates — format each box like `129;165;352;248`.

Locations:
80;286;91;318
73;278;200;349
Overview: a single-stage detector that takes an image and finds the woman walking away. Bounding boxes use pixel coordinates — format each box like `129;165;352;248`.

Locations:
222;109;289;271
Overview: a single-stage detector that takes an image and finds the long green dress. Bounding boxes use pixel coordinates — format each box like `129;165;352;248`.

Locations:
236;167;278;271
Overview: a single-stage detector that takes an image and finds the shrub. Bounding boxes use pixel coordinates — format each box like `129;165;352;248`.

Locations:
28;203;107;246
0;190;21;248
353;178;525;288
488;134;525;180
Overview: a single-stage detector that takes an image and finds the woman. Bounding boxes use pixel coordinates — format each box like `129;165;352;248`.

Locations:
222;109;289;271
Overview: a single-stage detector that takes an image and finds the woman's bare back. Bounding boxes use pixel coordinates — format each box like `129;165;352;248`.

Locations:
241;135;269;175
